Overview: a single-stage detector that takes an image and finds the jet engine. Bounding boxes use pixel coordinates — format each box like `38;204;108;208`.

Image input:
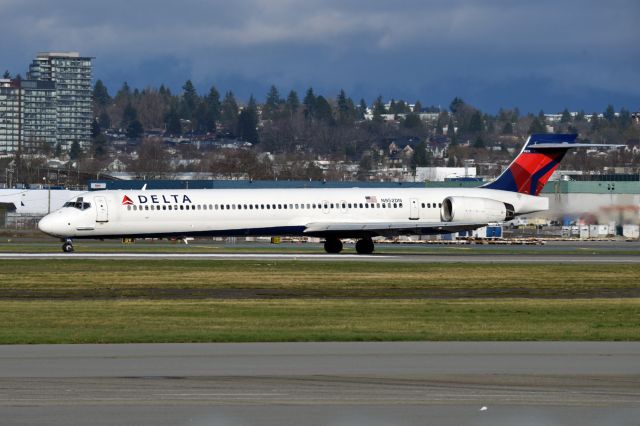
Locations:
441;196;514;223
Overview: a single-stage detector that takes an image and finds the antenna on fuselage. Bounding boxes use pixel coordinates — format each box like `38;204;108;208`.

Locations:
141;184;147;191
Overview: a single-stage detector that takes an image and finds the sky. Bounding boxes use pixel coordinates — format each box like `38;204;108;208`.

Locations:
1;0;639;113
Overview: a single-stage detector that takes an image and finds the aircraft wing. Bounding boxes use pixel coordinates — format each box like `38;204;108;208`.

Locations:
303;221;487;236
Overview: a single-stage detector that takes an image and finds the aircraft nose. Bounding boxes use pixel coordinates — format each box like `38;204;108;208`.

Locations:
38;213;64;237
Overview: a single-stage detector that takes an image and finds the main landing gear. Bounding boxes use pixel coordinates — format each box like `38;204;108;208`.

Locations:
323;237;375;254
61;238;74;253
355;237;375;255
323;237;343;254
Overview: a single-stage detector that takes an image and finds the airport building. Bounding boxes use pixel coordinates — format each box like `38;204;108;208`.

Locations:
0;52;93;154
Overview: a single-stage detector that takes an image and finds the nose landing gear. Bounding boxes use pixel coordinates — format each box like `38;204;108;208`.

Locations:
62;239;74;253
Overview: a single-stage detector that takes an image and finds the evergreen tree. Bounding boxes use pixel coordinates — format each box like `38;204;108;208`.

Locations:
92;134;108;158
604;104;616;122
502;121;513;135
468;110;483;133
93;80;111;107
264;85;282;119
303;87;316;119
472;135;485;148
403;113;422;129
449;97;464;114
237;95;260;144
357;98;367;119
314;96;334;125
221;91;239;134
98;111;111;131
413;101;422;113
528;117;546;134
3;70;10;79
54;142;62;158
560;108;572;123
115;82;131;103
122;103;143;138
181;80;198;119
165;106;182;135
336;89;354;125
69;140;82;160
413;139;429;167
372;96;386;123
205;86;222;123
285;90;300;115
91;118;101;138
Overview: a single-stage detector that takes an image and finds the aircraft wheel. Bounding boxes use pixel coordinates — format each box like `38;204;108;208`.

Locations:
323;238;343;254
62;241;74;253
355;238;375;254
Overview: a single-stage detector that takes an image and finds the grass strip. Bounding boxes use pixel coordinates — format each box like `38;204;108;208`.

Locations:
0;298;638;344
1;260;639;299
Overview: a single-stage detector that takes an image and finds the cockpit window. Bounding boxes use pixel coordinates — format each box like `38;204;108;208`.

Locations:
63;197;91;210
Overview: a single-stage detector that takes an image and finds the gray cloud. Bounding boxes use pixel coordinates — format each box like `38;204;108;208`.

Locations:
1;0;638;111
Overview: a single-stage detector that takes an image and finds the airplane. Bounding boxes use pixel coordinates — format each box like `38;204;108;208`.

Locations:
38;134;621;254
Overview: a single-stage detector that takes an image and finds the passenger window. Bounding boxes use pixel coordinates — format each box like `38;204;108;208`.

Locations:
399;203;403;208
439;203;442;208
127;205;131;211
382;203;386;208
306;204;310;209
359;203;363;208
421;203;425;208
393;203;397;208
266;205;271;209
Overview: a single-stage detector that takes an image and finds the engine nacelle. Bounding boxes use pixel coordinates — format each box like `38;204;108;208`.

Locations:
441;196;514;223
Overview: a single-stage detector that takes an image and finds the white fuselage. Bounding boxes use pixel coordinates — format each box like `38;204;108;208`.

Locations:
38;187;547;239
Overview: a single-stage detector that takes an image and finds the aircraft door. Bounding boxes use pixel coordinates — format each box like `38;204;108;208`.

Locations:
409;198;419;220
95;196;109;222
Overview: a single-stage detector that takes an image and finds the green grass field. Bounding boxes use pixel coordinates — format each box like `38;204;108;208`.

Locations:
1;260;639;343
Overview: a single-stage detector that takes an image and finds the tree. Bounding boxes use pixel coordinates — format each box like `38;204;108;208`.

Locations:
357;153;373;180
413;139;429;167
122;103;143;138
92;134;108;158
560;108;572;123
91;118;101;138
263;85;282;119
314;96;334;125
372;96;386;123
472;135;485;148
403;113;422;130
2;70;10;79
467;110;483;133
221;91;239;134
357;98;367;119
413;101;422;113
236;95;259;144
603;104;616;122
303;87;316;120
165;106;182;135
93;80;111;107
285;90;300;115
528;117;546;134
337;89;355;125
502;121;513;135
449;97;465;114
181;80;198;119
69;140;82;160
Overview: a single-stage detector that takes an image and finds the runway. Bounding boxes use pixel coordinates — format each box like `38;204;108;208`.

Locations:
1;342;639;425
1;251;639;263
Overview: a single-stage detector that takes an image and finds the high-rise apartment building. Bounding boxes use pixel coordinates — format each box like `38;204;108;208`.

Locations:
28;52;93;151
0;79;57;153
0;51;93;154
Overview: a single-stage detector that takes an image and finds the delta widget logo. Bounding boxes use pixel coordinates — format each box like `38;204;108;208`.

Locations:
122;195;134;205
